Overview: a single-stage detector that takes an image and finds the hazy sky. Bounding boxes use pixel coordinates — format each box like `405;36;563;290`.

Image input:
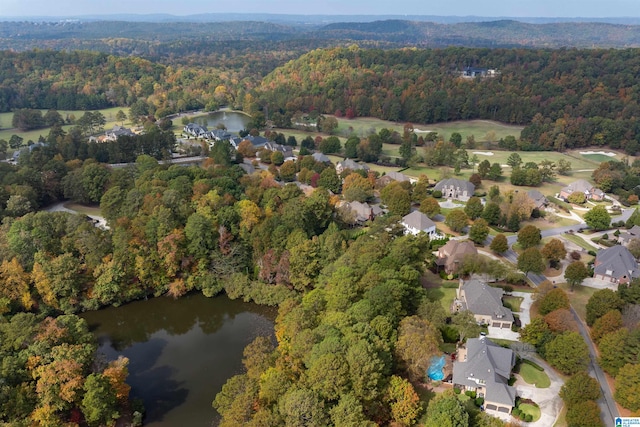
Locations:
2;0;640;18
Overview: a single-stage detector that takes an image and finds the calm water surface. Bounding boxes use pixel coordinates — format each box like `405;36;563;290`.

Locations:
81;294;276;427
193;111;251;133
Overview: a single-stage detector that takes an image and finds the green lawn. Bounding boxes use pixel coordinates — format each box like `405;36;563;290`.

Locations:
561;234;598;252
0;107;129;146
519;363;551;388
334;117;524;142
581;153;619;163
557;283;599;322
425;287;457;312
518;403;542;421
503;296;523;312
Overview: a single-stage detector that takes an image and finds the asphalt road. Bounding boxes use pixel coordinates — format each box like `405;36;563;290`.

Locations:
571;308;617;427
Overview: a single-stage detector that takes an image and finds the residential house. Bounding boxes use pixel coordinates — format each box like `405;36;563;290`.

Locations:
401;210;438;238
436;240;478;275
336;159;369;175
208;129;233;142
183;123;208;138
434;178;475;202
312;152;331;163
559;179;605;201
593;245;640;284
341;201;384;224
461;67;498;78
527;189;549;210
265;142;294;159
619;225;640;247
454;279;514;329
378;171;412;187
103;125;136;142
245;135;268;148
453;337;516;415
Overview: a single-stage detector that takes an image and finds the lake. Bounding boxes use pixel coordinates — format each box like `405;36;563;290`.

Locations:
81;293;276;427
192;111;251;133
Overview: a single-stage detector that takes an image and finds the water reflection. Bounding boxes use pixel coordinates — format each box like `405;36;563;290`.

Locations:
82;294;276;427
192;111;251;133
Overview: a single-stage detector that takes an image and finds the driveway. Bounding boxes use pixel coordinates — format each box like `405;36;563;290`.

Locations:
513;355;564;427
487;291;532;340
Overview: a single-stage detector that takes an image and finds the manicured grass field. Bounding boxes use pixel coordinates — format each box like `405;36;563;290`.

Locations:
425;286;457;312
561;234;598;252
581;153;619;163
0;107;128;145
519;363;551;388
503;296;523;312
557;282;599;322
334;117;524;142
518;403;542;421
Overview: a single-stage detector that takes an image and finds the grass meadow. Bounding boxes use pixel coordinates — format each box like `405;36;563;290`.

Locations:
0;107;128;143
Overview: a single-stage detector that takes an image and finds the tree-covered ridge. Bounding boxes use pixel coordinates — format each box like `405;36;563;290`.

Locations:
5;19;640;53
256;46;640;152
0;49;259;113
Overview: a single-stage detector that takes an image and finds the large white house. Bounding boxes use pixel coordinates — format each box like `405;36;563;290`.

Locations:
401;211;439;238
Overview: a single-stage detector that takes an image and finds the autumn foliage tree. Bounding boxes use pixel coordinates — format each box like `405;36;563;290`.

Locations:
489;234;509;254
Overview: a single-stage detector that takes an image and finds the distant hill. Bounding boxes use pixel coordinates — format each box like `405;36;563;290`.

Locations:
3;13;640;25
3;18;640;55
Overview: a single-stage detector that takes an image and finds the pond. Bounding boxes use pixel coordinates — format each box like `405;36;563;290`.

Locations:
192;110;251;133
81;293;276;427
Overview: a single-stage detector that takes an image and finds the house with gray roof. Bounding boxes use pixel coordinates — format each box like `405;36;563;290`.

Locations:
335;158;369;175
527;189;549;210
312;152;331;163
401;210;438;238
454;279;514;329
265;142;294;159
105;125;136;142
453;337;516;416
559;179;604;201
593;245;640;284
619;225;640;247
434;178;475;201
436;240;478;275
341;201;384;224
183;123;208;138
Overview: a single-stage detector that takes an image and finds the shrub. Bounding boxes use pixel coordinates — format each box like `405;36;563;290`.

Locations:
525;414;533;422
433;190;442;198
475;397;484;407
512;408;521;417
464;390;477;399
588;250;597;256
453;387;461;394
501;285;514;294
522;359;544;371
570;250;581;260
602;233;609;240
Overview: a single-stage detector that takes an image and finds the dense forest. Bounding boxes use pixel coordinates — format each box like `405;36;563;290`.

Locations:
3;46;640;154
4;19;640;54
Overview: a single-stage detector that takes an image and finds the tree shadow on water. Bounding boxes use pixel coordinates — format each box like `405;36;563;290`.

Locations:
129;364;189;424
113;337;189;424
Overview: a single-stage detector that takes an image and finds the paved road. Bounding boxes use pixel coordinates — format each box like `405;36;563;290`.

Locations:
486;223;584;286
109;155;206;168
570;308;617;427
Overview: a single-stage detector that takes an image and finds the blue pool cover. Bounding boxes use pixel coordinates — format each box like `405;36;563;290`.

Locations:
427;355;446;380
